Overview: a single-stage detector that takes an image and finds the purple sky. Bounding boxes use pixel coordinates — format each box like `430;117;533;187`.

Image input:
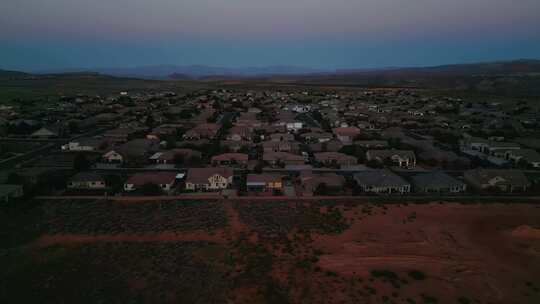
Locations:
1;0;540;70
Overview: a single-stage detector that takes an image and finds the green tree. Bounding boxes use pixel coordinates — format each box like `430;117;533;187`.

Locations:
314;183;328;196
138;183;163;195
73;153;91;171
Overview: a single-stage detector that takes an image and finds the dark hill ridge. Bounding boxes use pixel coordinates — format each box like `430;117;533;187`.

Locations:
263;59;540;97
335;59;540;77
35;65;327;79
0;69;29;79
14;59;540;80
3;59;540;96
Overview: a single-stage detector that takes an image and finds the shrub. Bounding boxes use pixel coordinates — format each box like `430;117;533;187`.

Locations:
408;270;426;280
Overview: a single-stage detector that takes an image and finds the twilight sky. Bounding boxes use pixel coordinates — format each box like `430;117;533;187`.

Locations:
1;0;540;71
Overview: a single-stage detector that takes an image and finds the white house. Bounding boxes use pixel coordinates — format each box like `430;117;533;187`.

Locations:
185;168;234;191
102;150;124;163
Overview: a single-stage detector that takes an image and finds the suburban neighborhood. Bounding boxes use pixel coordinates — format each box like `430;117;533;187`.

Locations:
1;87;539;201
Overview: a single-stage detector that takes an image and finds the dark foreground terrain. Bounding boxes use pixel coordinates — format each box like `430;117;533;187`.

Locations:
2;199;540;304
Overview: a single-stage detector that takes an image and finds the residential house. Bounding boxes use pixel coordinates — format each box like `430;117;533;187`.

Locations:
185;168;234;191
270;133;295;142
309;140;344;153
487;142;521;157
461;137;520;156
104;127;136;143
333;127;361;143
313;152;358;167
227;126;252;141
263;152;305;167
300;132;333;144
236;112;261;127
67;172;106;190
247;107;262;114
419;149;468;166
262;141;300;153
31;125;61;138
289;104;312;113
124;172;178;193
115;139;160;164
411;171;466;193
102;150;124;163
299;171;346;196
246;174;284;193
464;169;530;193
183;123;220;140
354;140;389;149
62;137;105;152
354;169;411;194
367;150;416;168
257;125;287;135
220;140;253;153
147;125;177;140
149;149;202;165
506;149;540;168
211;153;249;167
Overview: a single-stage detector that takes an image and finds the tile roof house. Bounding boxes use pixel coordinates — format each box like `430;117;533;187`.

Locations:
211;153;249;167
257;125;287;135
464;169;530;193
354;169;411;194
104;127;136;143
270;133;295;142
262;141;300;153
227;126;253;141
333;127;361;143
62;137;106;152
486;142;521;156
183;123;220;140
220;140;253;152
31;125;62;138
235;112;261;127
313;152;358;167
411;171;466;193
367;150;416;168
149;149;202;165
115;139;160;164
300;132;334;144
299;171;346;196
263;152;305;167
185;168;234;191
419;149;468;165
308;140;344;153
102;150;124;163
124;172;178;193
246;174;284;193
67;172;106;190
354;140;389;149
505;149;540;168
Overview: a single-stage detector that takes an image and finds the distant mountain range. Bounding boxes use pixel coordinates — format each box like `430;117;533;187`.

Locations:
333;59;540;77
32;65;327;79
2;59;540;96
18;59;539;80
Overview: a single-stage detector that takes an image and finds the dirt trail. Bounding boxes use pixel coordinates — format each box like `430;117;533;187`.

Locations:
223;201;250;235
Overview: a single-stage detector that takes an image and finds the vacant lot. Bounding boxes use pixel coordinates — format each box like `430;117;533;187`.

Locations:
1;200;540;303
42;199;228;234
235;200;349;235
1;241;230;303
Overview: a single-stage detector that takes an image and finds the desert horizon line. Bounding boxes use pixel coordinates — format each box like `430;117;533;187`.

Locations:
4;57;540;75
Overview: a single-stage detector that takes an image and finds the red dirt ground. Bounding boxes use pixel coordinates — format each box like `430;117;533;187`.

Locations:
26;201;540;303
312;203;540;304
35;230;227;246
